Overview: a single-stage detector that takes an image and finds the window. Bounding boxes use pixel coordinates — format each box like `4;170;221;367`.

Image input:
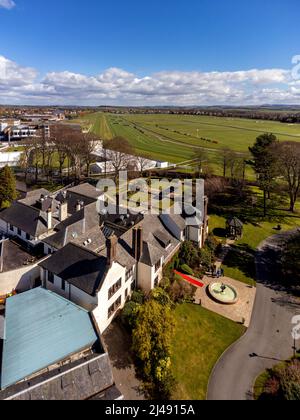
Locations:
108;296;122;319
108;278;122;300
26;233;30;241
17;228;22;237
154;277;159;288
126;267;134;281
125;288;129;300
9;224;14;232
155;259;161;273
131;278;137;290
48;271;54;284
62;279;66;292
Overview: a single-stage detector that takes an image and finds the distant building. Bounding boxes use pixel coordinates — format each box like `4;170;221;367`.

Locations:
0;121;50;142
155;161;170;169
0;152;22;168
0;288;121;400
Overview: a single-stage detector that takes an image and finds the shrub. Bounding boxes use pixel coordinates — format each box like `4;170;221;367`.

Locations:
180;264;194;276
150;287;173;307
131;290;145;305
121;301;140;330
169;277;195;303
132;299;176;399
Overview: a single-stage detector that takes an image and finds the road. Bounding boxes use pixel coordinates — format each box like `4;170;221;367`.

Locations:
207;230;300;400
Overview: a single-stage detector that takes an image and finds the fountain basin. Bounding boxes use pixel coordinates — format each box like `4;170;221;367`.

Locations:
208;282;238;305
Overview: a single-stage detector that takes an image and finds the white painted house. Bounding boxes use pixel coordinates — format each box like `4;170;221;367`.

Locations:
0;182;208;334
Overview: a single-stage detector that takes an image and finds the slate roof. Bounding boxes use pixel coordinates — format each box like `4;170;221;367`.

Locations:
44;203;103;251
39;243;109;296
118;214;181;268
19;189;51;206
139;242;162;266
163;213;187;230
6;354;116;401
0;202;57;238
67;183;103;199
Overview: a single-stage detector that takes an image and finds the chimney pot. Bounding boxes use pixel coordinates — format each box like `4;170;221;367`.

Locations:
133;227;143;261
47;208;52;230
59;201;68;222
107;235;117;267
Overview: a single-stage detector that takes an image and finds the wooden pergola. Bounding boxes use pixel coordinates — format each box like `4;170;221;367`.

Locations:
226;217;243;239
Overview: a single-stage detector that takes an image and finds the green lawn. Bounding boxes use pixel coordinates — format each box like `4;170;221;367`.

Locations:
254;371;272;400
209;212;300;286
222;250;256;286
74;112;300;178
210;213;300;250
171;304;246;400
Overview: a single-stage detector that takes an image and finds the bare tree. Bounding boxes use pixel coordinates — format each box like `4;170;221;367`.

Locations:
29;136;41;184
81;132;99;177
275;142;300;212
193;149;208;177
221;148;233;178
103;137;135;181
135;156;150;176
37;128;48;176
19;139;34;183
51;125;73;183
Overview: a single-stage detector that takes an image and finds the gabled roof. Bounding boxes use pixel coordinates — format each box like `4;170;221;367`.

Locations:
0;202;57;237
153;230;171;248
39;243;109;296
1;288;98;390
44;203;102;250
67;183;102;199
19;189;51;206
140;241;162;266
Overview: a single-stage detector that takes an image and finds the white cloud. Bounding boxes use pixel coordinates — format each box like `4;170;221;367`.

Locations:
0;55;298;106
0;0;16;10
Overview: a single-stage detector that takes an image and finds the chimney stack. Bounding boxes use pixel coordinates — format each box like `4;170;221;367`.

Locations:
132;227;143;261
59;201;68;222
76;200;84;212
107;235;118;267
47;208;52;230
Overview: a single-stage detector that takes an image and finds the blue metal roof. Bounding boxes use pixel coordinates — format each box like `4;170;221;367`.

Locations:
1;288;98;390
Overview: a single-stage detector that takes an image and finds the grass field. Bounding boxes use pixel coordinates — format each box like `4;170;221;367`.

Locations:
209;212;300;286
171;304;246;400
75;112;300;170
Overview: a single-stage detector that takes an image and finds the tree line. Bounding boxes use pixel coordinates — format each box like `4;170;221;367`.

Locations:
18;125;153;186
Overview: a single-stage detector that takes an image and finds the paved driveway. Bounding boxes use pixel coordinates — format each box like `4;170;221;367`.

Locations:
103;320;145;401
207;230;300;400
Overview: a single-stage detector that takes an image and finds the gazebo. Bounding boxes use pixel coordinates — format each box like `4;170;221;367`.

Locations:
226;217;243;239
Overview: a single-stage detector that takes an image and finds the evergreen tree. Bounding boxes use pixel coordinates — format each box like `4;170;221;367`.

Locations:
0;166;17;208
249;133;279;217
132;299;176;399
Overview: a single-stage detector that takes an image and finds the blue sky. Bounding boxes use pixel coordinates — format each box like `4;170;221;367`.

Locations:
0;0;300;105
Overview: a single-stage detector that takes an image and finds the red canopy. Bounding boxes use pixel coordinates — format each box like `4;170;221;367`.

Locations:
174;271;204;288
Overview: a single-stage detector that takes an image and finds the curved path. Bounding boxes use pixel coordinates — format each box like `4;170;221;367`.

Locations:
207;230;300;400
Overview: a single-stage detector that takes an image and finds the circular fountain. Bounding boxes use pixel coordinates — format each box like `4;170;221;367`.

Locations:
208;282;238;305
